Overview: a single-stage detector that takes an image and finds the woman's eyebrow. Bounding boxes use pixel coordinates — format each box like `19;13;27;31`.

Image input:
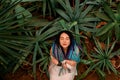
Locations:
60;37;64;38
60;37;69;38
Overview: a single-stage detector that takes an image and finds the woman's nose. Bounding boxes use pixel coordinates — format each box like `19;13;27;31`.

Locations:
63;39;67;42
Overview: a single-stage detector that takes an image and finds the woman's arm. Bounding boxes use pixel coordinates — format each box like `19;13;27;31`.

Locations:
50;48;59;65
50;48;67;68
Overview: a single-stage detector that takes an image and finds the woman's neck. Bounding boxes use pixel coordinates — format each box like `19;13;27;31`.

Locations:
63;48;68;54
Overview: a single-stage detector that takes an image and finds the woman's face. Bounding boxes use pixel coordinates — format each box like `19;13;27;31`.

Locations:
59;32;70;49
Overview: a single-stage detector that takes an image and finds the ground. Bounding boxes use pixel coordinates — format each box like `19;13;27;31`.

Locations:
2;63;120;80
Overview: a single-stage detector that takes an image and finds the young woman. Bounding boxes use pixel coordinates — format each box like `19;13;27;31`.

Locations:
49;30;80;80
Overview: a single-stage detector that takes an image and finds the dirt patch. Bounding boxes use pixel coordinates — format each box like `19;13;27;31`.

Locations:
2;63;120;80
2;67;49;80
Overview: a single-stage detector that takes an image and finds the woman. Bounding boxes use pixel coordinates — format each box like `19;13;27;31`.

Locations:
49;30;80;80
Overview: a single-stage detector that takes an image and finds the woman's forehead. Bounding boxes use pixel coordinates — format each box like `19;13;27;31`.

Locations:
60;33;69;37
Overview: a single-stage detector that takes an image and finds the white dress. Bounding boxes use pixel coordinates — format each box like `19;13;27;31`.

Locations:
49;61;77;80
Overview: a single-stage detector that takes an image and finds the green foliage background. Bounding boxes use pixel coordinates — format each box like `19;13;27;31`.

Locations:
0;0;120;80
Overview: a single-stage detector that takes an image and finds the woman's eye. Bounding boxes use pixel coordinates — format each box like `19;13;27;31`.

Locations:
60;38;64;40
66;38;70;40
60;37;70;40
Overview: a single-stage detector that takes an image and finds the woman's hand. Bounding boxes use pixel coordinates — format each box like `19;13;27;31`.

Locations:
64;60;76;67
62;61;67;69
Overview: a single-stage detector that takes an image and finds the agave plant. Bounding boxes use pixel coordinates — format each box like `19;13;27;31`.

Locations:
32;23;60;78
95;1;120;41
0;0;35;73
0;0;62;79
11;17;61;80
78;37;120;80
42;0;57;17
55;0;100;44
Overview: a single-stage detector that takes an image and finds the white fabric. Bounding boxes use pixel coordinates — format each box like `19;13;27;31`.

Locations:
49;62;77;80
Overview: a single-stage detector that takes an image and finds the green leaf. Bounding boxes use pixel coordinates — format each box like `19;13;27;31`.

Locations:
0;56;8;65
81;5;94;18
95;22;115;36
117;3;120;14
80;59;92;65
65;0;73;18
15;5;32;19
74;0;80;19
21;0;40;2
94;12;111;21
115;24;120;40
0;44;22;59
103;2;116;21
59;20;69;30
56;9;70;21
96;68;105;78
32;42;38;80
42;0;47;17
107;40;116;56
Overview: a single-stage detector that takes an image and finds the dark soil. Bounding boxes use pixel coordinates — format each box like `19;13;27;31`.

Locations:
2;63;120;80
